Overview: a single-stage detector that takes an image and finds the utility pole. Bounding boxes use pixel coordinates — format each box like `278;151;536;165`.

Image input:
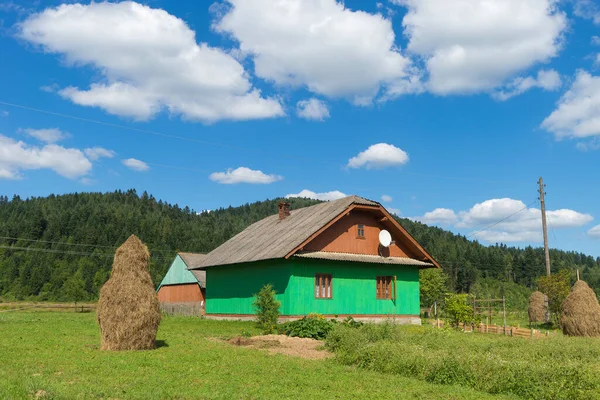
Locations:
538;177;551;276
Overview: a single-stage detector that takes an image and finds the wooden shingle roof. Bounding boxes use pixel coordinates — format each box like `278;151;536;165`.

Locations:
194;196;378;269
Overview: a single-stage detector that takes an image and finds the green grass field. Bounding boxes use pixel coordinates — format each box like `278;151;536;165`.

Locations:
0;311;512;400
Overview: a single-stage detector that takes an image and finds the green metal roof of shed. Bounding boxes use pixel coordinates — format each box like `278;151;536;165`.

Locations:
158;253;206;289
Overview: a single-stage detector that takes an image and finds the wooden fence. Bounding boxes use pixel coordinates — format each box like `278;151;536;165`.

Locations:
0;302;96;313
159;302;204;317
429;319;551;339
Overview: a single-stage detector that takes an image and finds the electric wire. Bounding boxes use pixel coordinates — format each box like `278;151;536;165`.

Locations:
465;199;538;239
0;100;528;186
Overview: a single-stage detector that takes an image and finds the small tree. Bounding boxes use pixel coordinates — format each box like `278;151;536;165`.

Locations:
538;269;571;327
419;269;448;309
253;284;280;334
63;270;87;309
444;293;475;328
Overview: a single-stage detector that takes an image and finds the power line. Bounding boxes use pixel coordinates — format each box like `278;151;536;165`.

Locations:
465;199;538;239
0;235;178;254
0;245;175;261
0;99;529;186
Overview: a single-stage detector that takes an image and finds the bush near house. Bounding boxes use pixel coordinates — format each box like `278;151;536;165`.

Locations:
279;314;364;340
253;284;280;334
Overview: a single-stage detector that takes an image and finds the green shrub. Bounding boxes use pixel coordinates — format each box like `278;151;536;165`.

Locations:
444;293;476;327
252;284;280;334
279;314;363;340
279;314;334;339
324;323;600;400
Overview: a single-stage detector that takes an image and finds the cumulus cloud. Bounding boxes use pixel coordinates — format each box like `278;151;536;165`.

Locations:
0;134;92;179
576;139;600;152
397;0;566;95
414;198;593;243
542;70;600;139
84;147;116;161
574;0;600;25
493;69;561;101
286;189;347;201
588;225;600;238
209;166;282;184
122;158;149;172
213;0;415;104
381;194;393;202
21;128;69;143
412;208;459;225
347;143;409;169
387;207;401;216
18;2;284;123
296;98;330;121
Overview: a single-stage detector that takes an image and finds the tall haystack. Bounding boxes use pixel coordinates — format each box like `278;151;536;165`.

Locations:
528;291;546;324
97;235;161;350
561;280;600;337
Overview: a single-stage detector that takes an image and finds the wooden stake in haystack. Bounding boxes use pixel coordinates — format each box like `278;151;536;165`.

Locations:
97;235;161;350
561;280;600;337
528;291;547;324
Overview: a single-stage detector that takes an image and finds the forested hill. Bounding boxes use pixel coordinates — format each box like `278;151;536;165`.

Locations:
0;190;598;302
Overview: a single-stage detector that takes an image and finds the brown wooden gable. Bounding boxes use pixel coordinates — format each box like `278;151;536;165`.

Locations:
286;204;441;269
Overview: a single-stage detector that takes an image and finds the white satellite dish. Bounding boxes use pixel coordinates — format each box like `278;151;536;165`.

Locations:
379;230;392;247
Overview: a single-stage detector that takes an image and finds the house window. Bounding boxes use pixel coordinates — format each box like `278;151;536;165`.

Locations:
315;274;332;299
357;224;365;238
376;276;395;300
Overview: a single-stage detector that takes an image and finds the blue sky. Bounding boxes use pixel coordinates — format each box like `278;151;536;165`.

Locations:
1;0;600;256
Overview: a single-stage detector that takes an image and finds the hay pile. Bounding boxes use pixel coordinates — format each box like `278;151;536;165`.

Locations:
528;291;547;323
97;235;161;350
561;280;600;337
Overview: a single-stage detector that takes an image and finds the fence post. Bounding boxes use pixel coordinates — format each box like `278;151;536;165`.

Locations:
502;296;507;335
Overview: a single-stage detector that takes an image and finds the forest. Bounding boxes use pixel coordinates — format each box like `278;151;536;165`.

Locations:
0;190;598;307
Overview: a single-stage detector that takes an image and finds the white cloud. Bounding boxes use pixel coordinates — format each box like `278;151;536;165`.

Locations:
576;139;600;152
381;194;393;202
21;128;69;143
209;167;282;184
348;143;409;169
18;2;284;123
493;69;561;101
122;158;149;172
296;98;330;121
0;134;92;179
588;225;600;238
84;147;116;161
0;110;8;117
574;0;600;25
415;198;593;243
592;36;600;46
387;207;401;216
286;189;347;201
397;0;566;95
542;70;600;139
412;208;459;225
213;0;415;104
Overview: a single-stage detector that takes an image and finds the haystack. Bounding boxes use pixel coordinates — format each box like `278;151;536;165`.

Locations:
97;235;161;350
528;291;546;323
560;280;600;337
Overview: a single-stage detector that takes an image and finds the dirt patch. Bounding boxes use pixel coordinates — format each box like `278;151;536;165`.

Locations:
227;334;331;360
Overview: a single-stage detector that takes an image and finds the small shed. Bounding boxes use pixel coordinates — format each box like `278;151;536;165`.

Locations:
157;252;206;308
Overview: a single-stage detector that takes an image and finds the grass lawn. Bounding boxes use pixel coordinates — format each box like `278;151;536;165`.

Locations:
0;311;510;400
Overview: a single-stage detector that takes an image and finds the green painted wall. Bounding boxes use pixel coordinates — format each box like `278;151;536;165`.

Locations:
206;260;292;315
288;258;420;316
158;255;199;289
206;258;420;316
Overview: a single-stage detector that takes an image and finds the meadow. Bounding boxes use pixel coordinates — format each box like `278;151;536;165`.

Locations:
326;323;600;400
0;311;508;400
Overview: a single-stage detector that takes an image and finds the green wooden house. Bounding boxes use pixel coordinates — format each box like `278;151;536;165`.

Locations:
192;196;440;323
